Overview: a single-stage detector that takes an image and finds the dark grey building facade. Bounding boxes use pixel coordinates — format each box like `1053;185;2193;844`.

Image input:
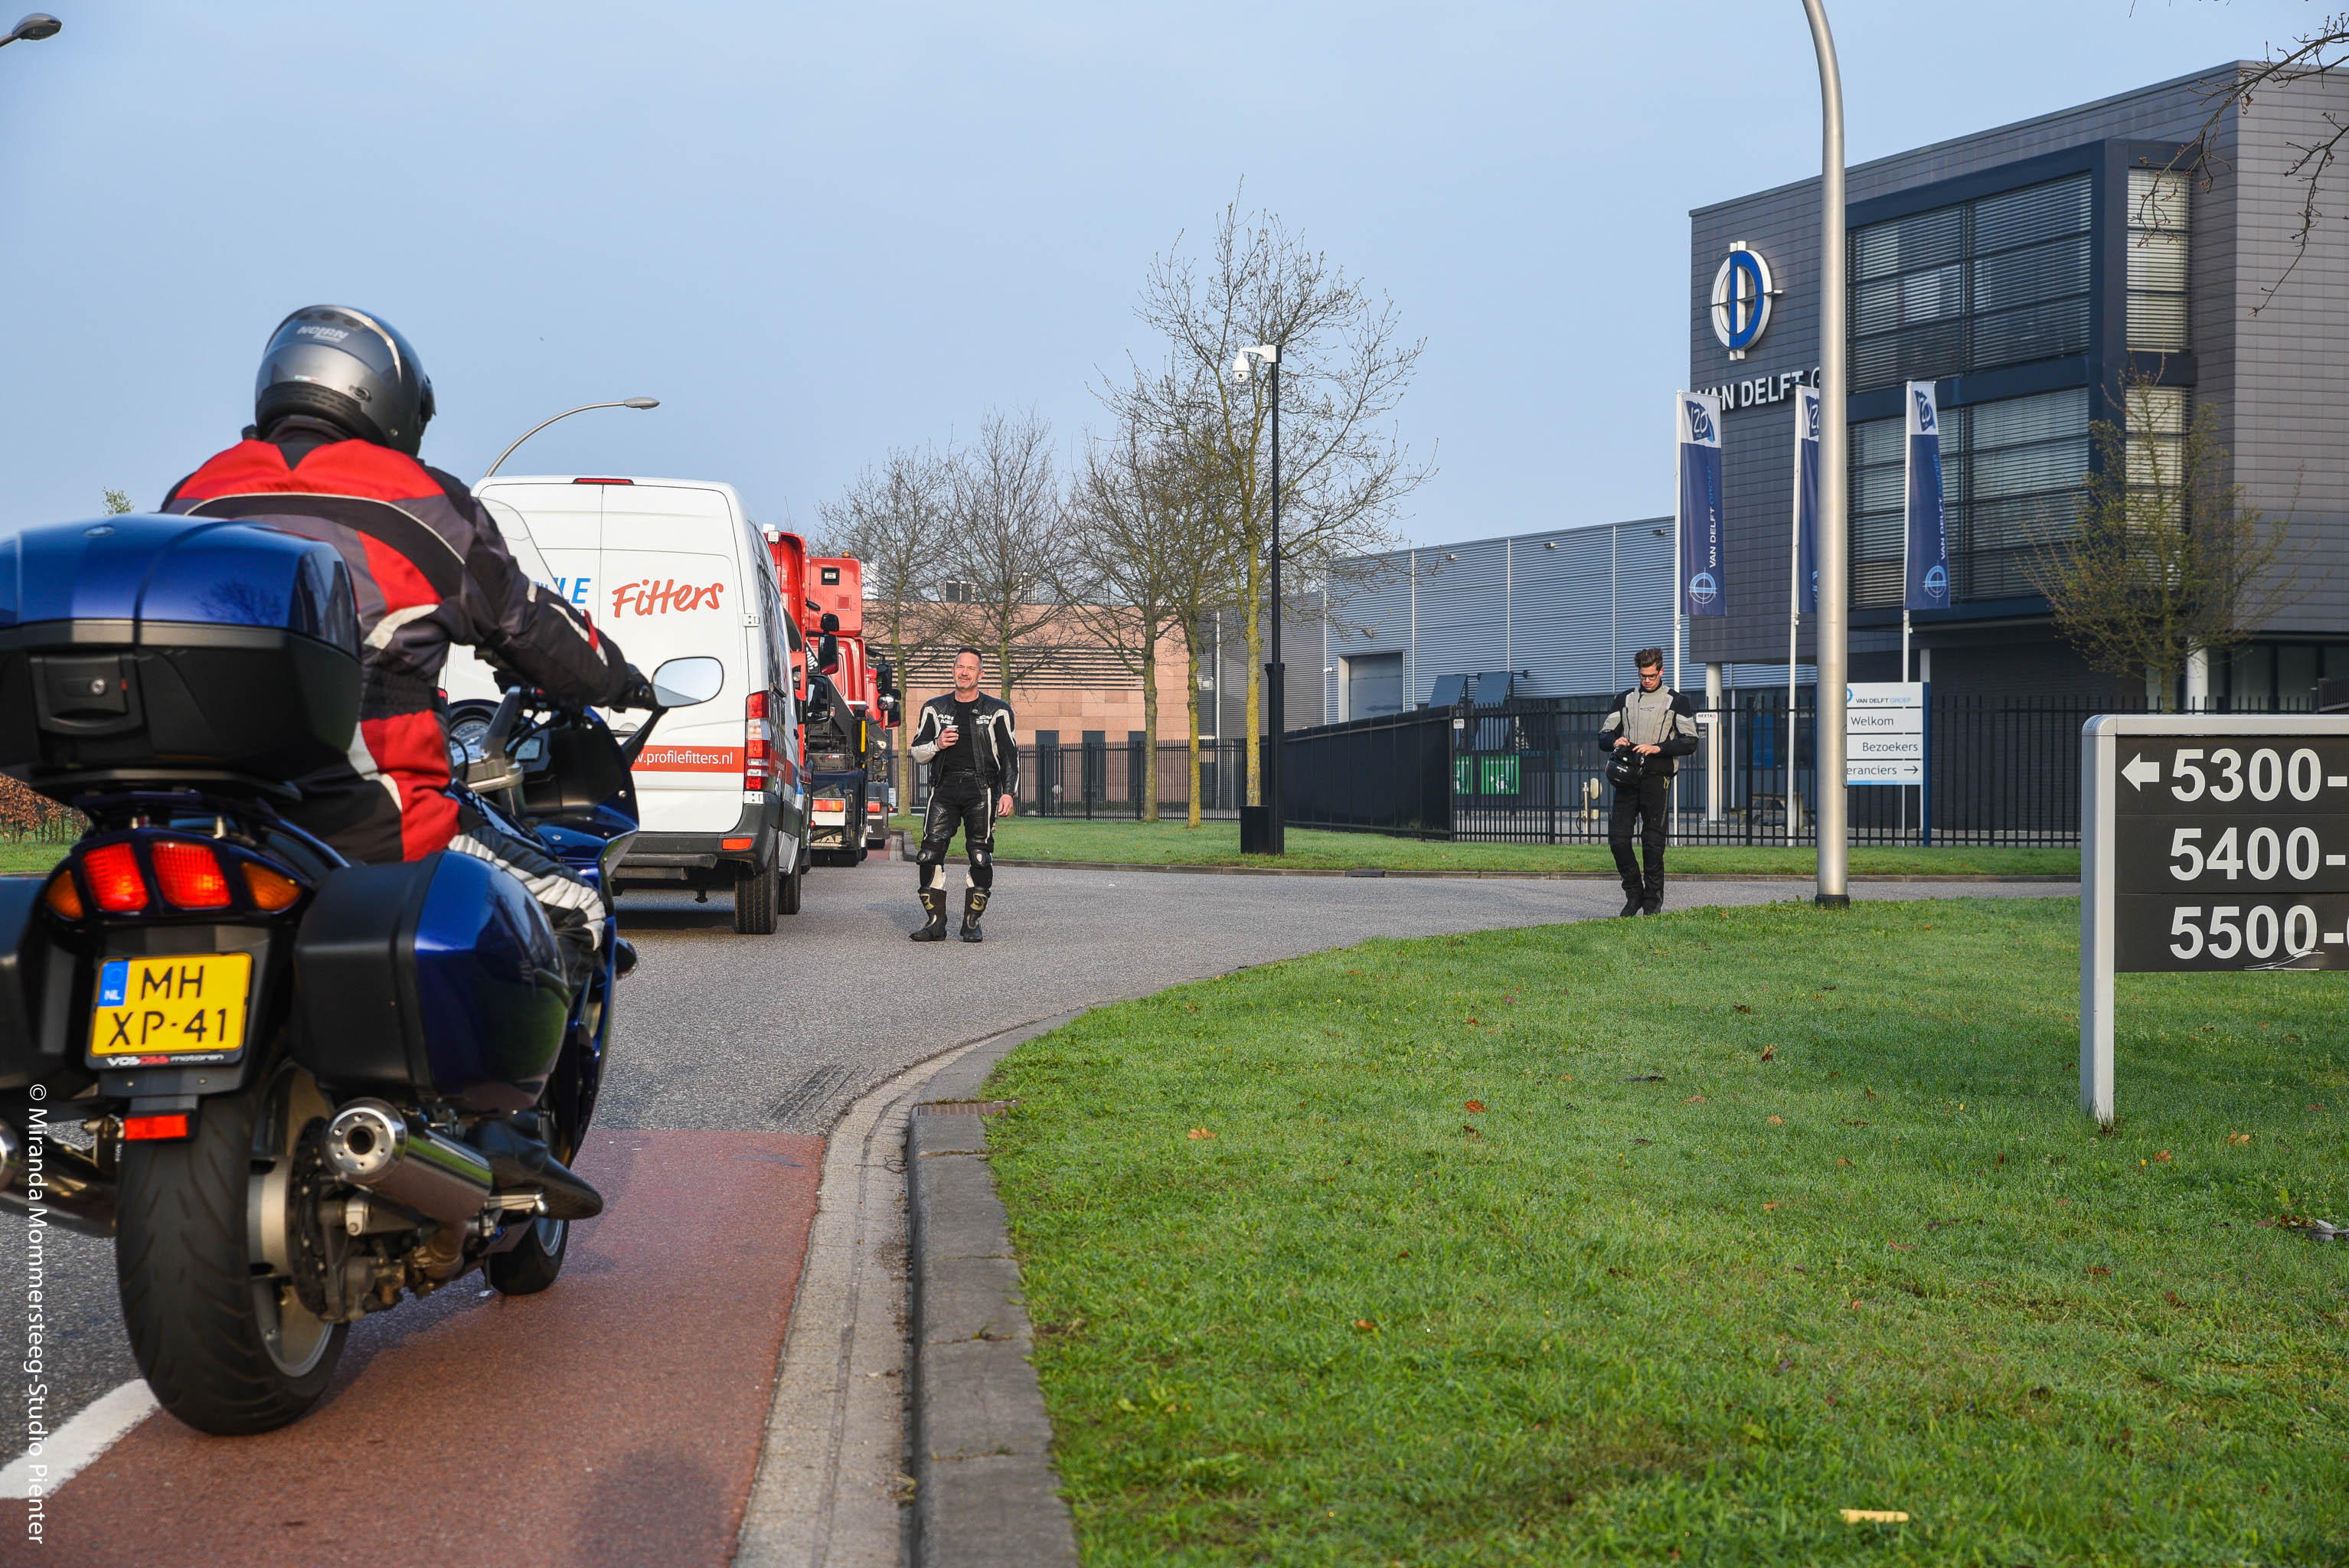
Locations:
1689;63;2349;709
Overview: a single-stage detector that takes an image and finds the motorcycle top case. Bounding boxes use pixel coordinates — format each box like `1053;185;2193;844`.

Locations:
292;850;569;1112
0;514;360;789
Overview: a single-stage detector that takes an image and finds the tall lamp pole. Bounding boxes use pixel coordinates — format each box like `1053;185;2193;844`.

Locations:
482;397;660;479
1234;345;1282;854
1802;0;1851;910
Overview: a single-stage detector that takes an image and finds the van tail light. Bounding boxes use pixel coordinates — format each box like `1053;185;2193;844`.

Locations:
243;862;304;912
745;692;773;791
152;841;233;910
82;844;148;913
42;867;83;919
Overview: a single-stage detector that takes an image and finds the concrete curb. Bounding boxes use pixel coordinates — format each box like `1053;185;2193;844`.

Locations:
939;855;2075;884
905;1013;1086;1568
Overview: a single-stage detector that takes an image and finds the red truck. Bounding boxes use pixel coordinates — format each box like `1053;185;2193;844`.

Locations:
763;532;900;866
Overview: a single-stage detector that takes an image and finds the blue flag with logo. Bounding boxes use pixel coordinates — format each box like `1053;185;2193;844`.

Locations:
1903;380;1951;612
1675;391;1725;619
1793;383;1819;616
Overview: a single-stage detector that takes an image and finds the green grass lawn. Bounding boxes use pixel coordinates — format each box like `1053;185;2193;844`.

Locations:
0;840;66;875
894;815;2078;878
985;897;2348;1565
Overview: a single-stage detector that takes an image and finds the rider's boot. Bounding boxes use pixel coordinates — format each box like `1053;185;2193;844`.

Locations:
910;887;950;942
959;887;988;942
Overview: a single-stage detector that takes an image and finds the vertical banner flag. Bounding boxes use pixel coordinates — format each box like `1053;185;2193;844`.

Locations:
1676;390;1725;618
1903;380;1951;612
1793;382;1820;615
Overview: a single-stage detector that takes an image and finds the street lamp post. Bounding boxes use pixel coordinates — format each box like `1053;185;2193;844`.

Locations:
1233;345;1282;854
481;397;660;479
0;13;60;47
1801;0;1851;910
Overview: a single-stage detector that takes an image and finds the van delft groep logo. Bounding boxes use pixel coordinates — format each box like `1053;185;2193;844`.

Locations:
1913;386;1937;434
1684;400;1716;443
1687;570;1720;608
1710;244;1777;361
1923;564;1949;603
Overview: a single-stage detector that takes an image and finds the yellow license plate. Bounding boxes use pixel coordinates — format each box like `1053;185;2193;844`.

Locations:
90;953;253;1062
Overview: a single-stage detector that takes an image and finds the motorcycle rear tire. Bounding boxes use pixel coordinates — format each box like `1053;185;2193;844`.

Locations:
734;846;779;935
116;1073;347;1435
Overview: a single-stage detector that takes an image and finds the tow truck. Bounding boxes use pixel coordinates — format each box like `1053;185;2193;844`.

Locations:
763;532;900;866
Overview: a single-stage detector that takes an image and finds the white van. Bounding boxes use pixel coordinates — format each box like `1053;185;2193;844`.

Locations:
446;475;808;933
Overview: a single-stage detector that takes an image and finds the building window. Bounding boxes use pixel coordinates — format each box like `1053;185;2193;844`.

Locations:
2124;384;2188;491
2125;168;2190;352
1850;173;2093;393
1850;386;2090;606
942;578;976;603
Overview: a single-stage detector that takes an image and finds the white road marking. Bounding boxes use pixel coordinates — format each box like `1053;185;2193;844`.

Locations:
0;1379;156;1501
2328;855;2346;867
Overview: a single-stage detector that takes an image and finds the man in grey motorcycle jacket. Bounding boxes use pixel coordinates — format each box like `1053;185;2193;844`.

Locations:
906;648;1018;942
1599;647;1699;916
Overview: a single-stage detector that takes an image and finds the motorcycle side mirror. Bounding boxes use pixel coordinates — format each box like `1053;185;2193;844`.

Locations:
651;655;724;707
875;659;897;698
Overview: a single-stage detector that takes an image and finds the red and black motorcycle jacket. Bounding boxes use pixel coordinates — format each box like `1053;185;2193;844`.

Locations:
163;417;635;863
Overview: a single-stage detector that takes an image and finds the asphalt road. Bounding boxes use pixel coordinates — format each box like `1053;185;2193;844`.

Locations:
2;851;2076;1537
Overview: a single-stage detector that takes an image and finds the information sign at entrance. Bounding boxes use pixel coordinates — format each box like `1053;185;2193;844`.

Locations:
1846;681;1925;785
2079;714;2349;1122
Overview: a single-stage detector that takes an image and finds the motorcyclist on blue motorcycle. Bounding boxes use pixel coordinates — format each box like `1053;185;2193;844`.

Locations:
160;304;650;990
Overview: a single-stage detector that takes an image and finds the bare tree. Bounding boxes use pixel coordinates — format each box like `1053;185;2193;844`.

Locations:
2168;21;2349;309
2033;381;2296;709
946;407;1075;704
815;444;952;805
1063;415;1201;820
1105;191;1429;803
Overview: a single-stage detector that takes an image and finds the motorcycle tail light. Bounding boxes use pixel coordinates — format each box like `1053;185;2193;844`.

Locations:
123;1112;190;1141
152;841;232;910
82;844;147;913
41;867;83;919
243;862;303;912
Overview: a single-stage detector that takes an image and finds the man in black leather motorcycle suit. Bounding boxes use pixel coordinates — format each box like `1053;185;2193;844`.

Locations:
162;305;652;996
906;647;1018;942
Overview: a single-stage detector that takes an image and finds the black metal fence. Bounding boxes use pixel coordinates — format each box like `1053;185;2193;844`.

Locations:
910;738;1256;819
1285;691;2150;847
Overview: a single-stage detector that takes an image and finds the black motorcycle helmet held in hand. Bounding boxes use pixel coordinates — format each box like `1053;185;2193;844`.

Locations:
253;304;436;455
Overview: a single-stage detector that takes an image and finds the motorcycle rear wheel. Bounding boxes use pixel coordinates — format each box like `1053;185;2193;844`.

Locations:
116;1066;347;1435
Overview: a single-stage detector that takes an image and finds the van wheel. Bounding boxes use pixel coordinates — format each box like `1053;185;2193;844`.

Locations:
734;848;778;934
779;847;804;916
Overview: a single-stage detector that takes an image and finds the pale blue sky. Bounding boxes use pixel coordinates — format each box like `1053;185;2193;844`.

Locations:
0;1;2297;547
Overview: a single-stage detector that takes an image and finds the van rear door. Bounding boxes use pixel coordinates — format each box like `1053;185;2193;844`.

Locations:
587;482;752;835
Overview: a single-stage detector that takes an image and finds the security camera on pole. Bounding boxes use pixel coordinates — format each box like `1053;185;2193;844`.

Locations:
1233;344;1283;856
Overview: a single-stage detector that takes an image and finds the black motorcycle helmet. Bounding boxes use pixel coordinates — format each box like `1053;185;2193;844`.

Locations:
253;305;436;455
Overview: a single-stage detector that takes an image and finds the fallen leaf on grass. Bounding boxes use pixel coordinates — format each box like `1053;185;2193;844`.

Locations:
1847;1299;1863;1310
2164;1289;2184;1307
1625;1074;1665;1083
1683;1095;1707;1103
1759;1045;1776;1061
2310;1104;2329;1113
2086;1265;2111;1278
2154;1150;2173;1163
1733;1004;1753;1014
1887;1242;1912;1251
1352;1318;1377;1333
2229;1132;2253;1145
1465;1017;1479;1025
1188;1128;1217;1140
1836;1158;1852;1168
1464;1100;1486;1113
1462;1125;1482;1138
1767;1115;1785;1125
1631;1138;1653;1146
1841;1509;1909;1524
1763;1201;1779;1211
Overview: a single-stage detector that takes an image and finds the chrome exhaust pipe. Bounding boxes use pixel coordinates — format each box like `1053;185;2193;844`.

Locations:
0;1119;119;1237
322;1100;494;1226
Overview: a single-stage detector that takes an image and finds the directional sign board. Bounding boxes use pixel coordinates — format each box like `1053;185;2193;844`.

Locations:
1846;682;1926;786
2079;714;2349;1123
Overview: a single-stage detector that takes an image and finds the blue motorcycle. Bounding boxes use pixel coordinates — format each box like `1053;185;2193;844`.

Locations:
0;514;719;1433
